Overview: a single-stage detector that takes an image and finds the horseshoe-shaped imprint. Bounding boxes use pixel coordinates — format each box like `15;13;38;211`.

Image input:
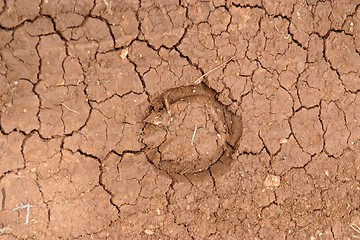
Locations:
142;83;242;177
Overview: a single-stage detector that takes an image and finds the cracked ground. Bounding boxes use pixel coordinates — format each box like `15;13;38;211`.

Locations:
0;0;360;239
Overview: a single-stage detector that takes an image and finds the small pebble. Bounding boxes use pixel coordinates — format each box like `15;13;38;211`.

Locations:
120;48;128;59
264;174;281;188
144;229;154;235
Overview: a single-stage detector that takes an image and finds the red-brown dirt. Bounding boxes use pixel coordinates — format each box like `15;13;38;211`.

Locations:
0;0;360;239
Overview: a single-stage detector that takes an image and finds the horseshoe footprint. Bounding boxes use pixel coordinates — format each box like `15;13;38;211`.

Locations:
142;83;242;179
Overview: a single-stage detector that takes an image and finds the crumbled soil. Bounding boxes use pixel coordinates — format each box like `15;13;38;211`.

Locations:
0;0;360;239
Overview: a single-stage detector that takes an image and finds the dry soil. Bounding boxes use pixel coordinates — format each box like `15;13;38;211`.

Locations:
1;0;360;239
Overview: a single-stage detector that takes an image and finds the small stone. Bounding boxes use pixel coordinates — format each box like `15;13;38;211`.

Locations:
144;229;154;235
264;174;281;188
120;48;129;59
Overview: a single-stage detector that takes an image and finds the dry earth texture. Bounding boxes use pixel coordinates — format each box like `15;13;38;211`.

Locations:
0;0;360;239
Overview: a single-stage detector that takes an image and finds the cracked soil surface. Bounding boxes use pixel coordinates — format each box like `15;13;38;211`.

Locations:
0;0;360;239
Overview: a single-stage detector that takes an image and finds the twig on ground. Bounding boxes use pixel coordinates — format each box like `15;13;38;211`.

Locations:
274;25;291;39
191;125;198;145
350;223;360;238
194;57;235;84
350;223;360;232
61;103;79;114
12;203;33;224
